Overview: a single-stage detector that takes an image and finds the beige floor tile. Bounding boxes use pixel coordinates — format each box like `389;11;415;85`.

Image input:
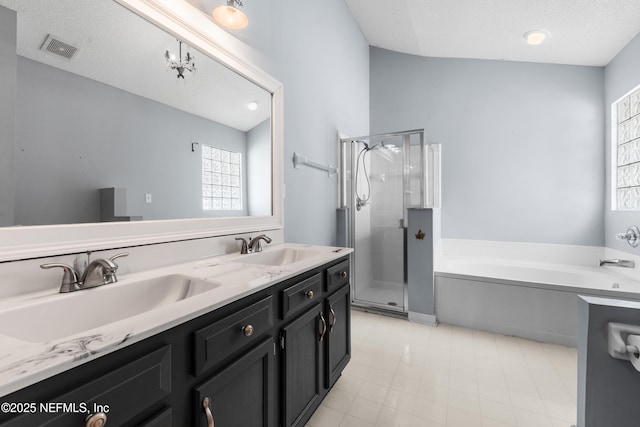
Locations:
340;414;375;427
308;404;345;427
384;389;417;413
323;388;356;413
320;311;576;427
357;381;389;404
412;397;448;424
446;406;483;427
335;373;365;395
448;389;481;414
480;398;518;426
348;396;382;424
376;406;414;427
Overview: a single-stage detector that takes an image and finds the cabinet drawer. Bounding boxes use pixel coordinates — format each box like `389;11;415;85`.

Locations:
194;295;273;375
1;345;171;427
326;260;349;292
281;274;322;320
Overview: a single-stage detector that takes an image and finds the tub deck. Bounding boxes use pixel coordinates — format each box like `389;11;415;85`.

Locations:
434;242;640;347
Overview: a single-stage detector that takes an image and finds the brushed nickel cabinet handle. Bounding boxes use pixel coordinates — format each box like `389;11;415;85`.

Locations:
329;306;337;333
319;312;327;342
203;397;215;427
340;271;347;278
242;325;254;337
306;290;314;300
85;413;107;427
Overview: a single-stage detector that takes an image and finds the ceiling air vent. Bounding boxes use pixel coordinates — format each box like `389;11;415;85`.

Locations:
40;35;79;60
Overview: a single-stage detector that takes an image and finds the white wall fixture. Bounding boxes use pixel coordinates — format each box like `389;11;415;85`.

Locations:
212;0;248;30
292;152;338;177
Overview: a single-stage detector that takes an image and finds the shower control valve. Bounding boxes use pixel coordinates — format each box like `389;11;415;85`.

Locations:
617;226;640;248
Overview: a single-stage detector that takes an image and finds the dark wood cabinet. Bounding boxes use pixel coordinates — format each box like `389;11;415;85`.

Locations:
194;338;275;427
325;284;351;389
0;256;350;427
281;304;324;427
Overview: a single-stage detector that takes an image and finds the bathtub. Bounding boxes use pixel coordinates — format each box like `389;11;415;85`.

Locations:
434;240;640;347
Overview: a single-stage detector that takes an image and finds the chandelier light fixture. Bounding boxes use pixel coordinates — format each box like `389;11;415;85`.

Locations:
212;0;249;30
165;40;196;79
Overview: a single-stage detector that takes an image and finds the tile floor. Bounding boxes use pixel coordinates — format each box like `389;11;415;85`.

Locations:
307;310;577;427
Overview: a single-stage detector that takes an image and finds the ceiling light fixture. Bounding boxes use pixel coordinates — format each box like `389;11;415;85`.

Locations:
213;0;249;30
246;101;259;111
165;40;196;79
524;29;550;46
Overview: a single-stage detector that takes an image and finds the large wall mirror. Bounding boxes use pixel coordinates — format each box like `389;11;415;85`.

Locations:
0;0;284;261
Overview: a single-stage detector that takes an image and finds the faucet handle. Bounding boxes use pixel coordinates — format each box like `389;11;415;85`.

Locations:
235;237;249;254
40;263;80;293
110;252;129;262
105;253;128;283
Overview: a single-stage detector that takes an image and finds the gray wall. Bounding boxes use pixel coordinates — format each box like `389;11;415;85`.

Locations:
370;47;605;246
578;296;640;427
604;33;640;254
14;57;249;225
0;6;16;227
236;0;370;245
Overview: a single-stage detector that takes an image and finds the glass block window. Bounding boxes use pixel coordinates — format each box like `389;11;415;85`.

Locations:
202;145;242;211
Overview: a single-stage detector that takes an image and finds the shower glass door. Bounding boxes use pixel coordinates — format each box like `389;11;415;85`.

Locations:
358;137;405;309
340;130;436;313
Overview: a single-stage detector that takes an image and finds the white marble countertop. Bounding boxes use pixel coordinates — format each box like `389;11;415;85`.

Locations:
0;243;352;397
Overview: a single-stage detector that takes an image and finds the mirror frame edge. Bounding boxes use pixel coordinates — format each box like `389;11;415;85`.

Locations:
0;0;284;262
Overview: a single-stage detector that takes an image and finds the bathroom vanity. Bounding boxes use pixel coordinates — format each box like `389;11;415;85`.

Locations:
0;1;351;425
0;246;351;427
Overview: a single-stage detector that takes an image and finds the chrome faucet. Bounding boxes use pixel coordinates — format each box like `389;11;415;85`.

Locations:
235;235;272;254
599;259;636;268
249;235;272;252
41;252;129;293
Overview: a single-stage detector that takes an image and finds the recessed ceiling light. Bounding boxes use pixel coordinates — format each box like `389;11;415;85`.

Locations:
247;101;259;111
524;29;550;46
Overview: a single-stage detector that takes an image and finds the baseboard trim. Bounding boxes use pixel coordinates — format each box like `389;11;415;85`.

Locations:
408;312;438;326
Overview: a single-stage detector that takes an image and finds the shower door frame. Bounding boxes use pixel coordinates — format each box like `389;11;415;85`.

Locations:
339;129;426;314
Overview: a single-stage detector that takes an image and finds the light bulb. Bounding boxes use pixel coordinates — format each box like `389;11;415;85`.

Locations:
212;5;248;30
524;30;550;46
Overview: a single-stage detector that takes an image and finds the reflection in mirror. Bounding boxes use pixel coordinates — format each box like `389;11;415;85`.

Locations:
0;0;272;227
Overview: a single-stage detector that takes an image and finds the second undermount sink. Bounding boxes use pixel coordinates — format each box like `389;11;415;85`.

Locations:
0;274;218;343
237;247;321;266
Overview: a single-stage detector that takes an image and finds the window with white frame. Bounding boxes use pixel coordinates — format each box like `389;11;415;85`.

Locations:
202;145;242;211
614;87;640;210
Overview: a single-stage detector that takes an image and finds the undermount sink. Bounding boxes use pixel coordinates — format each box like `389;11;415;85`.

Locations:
236;247;321;266
0;274;218;343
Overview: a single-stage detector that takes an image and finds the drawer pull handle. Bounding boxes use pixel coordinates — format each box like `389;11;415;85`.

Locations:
203;397;215;427
305;290;314;300
242;325;254;337
319;312;327;342
329;306;337;332
85;413;108;427
340;271;347;278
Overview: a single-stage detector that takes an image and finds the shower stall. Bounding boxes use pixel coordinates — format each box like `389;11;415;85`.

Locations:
338;129;440;314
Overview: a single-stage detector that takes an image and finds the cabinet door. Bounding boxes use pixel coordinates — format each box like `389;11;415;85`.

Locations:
194;339;275;427
281;303;324;427
325;284;351;388
0;346;171;427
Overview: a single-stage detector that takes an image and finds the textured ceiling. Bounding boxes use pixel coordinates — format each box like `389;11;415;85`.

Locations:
0;0;270;132
344;0;640;66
